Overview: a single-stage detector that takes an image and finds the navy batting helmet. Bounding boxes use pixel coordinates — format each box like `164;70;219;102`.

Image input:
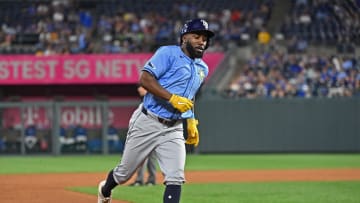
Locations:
180;19;214;49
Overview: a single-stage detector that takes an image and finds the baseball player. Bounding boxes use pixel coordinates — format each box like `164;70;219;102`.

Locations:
97;18;214;203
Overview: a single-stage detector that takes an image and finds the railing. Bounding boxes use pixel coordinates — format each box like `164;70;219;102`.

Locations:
0;100;140;155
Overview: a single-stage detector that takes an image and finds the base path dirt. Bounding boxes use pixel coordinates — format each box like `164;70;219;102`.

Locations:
1;168;360;203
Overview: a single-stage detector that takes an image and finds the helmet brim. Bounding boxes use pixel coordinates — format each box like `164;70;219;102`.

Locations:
184;30;215;38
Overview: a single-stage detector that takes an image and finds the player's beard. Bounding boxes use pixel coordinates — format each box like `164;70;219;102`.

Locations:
185;41;204;59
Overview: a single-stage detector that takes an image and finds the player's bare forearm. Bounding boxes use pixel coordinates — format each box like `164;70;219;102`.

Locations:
140;71;172;100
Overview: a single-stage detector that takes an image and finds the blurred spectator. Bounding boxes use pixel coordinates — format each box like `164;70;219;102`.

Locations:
107;125;123;152
287;36;308;53
107;125;119;143
73;124;88;151
79;10;93;28
257;27;271;45
59;126;75;152
24;124;38;151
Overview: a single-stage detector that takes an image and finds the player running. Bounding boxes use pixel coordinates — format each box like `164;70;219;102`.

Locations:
98;18;215;203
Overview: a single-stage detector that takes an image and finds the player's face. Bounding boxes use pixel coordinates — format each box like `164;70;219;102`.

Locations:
184;32;208;58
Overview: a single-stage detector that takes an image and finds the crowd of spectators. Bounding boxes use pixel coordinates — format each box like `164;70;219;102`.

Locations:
279;0;360;53
222;0;360;99
0;0;273;55
1;0;359;99
224;47;360;99
1;0;359;56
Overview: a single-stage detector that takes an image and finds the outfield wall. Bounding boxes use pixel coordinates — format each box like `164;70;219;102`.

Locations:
197;98;360;153
0;99;358;155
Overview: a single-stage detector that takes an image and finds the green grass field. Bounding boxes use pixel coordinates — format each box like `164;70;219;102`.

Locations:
1;154;360;203
74;181;360;203
1;154;360;174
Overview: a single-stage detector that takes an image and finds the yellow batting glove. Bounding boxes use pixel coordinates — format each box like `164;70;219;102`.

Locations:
169;94;193;113
185;118;199;147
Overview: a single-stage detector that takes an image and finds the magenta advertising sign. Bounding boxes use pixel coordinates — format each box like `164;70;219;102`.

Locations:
3;104;137;129
0;53;223;85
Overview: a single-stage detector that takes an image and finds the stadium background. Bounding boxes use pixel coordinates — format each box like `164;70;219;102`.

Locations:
0;0;359;203
0;0;358;155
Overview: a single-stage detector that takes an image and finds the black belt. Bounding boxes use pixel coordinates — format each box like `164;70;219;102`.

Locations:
141;107;178;127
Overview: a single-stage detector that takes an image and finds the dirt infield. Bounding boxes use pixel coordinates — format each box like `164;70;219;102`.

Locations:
1;168;360;203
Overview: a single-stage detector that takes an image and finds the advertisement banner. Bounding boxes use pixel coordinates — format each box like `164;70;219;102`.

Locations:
0;53;223;85
2;105;137;129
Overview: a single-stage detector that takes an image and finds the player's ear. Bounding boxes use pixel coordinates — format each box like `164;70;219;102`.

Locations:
182;35;188;44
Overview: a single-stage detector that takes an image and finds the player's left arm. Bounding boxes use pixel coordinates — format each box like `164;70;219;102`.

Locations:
185;83;204;147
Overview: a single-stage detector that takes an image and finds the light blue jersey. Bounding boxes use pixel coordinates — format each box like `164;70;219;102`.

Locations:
142;45;208;120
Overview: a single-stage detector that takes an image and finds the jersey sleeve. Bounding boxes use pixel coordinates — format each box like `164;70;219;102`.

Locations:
142;46;172;79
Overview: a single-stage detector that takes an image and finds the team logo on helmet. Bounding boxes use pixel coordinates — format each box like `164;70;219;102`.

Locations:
201;20;208;30
181;23;188;33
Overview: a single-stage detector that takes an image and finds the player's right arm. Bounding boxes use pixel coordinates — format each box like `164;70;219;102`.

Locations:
140;71;193;113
